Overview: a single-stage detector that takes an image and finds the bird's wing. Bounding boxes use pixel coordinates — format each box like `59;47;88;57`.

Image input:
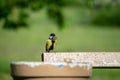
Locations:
46;39;52;51
54;40;57;47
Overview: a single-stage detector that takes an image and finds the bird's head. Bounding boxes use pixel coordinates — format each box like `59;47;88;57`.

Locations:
49;33;57;41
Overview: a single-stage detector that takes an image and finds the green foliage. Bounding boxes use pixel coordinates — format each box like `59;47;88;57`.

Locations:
47;6;64;29
0;0;66;30
2;0;120;30
0;0;11;18
3;11;28;30
15;0;30;8
45;0;65;30
92;3;120;27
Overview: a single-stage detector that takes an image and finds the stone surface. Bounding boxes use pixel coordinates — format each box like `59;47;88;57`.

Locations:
43;52;120;68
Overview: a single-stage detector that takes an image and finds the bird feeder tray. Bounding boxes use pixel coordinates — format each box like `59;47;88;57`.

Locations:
11;62;92;80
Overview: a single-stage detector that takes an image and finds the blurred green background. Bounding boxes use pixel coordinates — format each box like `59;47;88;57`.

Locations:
0;0;120;80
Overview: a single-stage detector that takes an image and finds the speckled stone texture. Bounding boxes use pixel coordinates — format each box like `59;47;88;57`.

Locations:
43;52;120;68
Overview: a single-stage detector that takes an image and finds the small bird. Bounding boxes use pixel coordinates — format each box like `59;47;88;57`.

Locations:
46;33;57;52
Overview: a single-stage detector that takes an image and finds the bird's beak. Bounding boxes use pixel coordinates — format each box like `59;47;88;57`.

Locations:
55;36;57;40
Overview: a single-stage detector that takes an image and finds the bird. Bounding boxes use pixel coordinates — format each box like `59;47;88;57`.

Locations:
45;33;57;52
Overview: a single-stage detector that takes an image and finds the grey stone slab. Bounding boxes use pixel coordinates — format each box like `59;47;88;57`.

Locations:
43;52;120;68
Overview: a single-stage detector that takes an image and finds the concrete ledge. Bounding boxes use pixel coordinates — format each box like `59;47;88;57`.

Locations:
43;52;120;68
11;62;92;80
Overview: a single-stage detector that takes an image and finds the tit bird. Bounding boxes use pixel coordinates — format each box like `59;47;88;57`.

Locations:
46;33;57;52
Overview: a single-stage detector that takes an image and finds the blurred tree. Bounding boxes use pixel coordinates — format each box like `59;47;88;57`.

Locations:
0;0;65;30
91;0;120;27
0;0;29;30
0;0;99;30
1;0;119;30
